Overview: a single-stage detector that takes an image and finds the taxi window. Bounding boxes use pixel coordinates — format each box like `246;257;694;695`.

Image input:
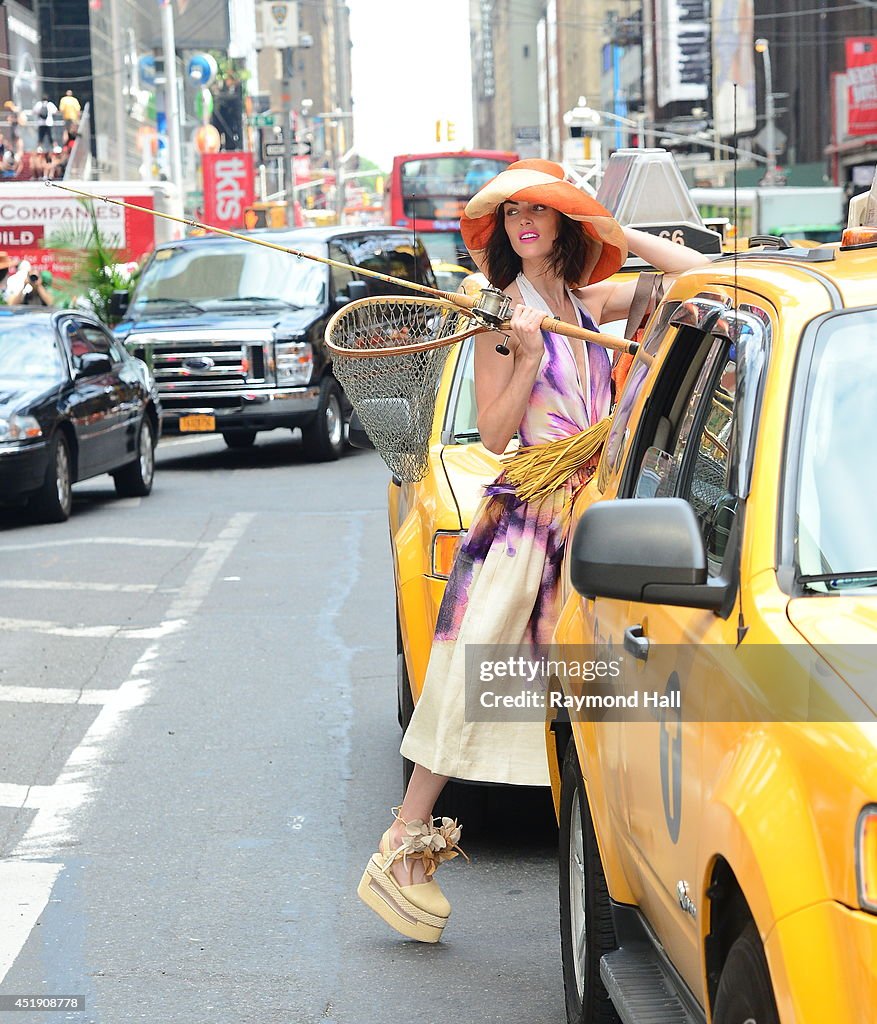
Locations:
795;309;877;591
598;298;680;492
445;338;479;443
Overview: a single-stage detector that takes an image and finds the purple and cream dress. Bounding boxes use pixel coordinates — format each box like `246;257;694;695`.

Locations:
400;274;611;786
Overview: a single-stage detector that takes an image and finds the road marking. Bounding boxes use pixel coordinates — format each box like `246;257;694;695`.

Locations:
0;686;114;705
0;863;63;983
0;537;207;554
0;513;256;985
0;580;163;594
0;785;59;809
0;617;187;640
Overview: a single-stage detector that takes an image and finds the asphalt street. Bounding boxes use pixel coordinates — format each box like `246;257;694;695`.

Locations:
0;430;563;1024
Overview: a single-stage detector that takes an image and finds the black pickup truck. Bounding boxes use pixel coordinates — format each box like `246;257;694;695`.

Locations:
113;226;437;460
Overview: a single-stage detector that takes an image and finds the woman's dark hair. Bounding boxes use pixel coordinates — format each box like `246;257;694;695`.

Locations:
483;204;590;289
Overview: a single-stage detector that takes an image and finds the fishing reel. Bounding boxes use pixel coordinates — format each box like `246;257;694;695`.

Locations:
472;286;513;356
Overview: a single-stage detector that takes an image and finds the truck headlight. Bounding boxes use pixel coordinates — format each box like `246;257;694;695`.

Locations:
856;805;877;913
275;339;313;385
0;415;43;443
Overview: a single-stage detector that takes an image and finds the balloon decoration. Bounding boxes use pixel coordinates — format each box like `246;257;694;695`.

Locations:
186;54;218;87
194;87;214;123
194;124;221;154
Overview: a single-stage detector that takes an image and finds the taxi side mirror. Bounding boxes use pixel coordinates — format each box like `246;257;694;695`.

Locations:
570;498;728;611
348;410;375;450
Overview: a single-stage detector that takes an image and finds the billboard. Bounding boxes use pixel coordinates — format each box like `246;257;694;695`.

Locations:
846;38;877;136
202;152;255;229
712;0;756;137
654;0;710;108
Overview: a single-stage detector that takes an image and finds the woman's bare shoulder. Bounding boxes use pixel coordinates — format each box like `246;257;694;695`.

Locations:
572;280;614;324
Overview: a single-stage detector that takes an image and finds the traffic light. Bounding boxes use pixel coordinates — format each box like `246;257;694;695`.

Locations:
447;120;456;142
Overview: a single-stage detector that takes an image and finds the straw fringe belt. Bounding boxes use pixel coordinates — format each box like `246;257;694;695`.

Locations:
502;417;611;504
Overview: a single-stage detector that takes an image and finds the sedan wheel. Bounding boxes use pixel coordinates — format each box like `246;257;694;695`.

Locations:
29;432;73;523
113;417;156;498
302;377;345;461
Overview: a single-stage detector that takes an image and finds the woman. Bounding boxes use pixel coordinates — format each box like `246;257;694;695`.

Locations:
358;159;710;943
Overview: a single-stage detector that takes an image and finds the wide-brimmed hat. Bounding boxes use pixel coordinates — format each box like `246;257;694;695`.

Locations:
460;159;627;285
0;251;11;271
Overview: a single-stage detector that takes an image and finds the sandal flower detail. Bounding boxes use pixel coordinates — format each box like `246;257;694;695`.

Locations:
357;811;468;943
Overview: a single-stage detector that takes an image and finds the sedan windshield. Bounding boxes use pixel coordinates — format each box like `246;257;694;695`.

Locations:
0;322;65;381
131;240;327;312
796;309;877;591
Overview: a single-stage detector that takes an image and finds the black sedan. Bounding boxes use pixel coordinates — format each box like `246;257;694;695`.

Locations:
0;308;161;522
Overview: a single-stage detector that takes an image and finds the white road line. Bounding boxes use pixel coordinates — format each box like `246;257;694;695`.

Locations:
0;617;187;640
0;512;255;986
0;686;114;706
0;863;63;983
0;537;208;554
0;580;162;593
0;785;59;809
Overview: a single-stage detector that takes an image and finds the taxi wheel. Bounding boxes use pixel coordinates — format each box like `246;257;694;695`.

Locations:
559;741;619;1024
712;923;780;1024
302;377;345;462
113;417;155;498
29;432;73;523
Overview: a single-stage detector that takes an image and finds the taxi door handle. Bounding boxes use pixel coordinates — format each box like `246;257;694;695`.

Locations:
624;624;650;662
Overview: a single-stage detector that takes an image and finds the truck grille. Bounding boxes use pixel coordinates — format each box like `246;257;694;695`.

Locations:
130;329;273;391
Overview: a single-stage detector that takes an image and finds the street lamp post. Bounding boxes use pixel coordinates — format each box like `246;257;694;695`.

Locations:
755;38;782;186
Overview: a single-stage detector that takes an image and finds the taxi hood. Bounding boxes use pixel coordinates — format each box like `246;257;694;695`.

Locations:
787;596;877;715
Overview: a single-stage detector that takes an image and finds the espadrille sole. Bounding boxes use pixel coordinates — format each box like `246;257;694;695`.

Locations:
357;856;447;943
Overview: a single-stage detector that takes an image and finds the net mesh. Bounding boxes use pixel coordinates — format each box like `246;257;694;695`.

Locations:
327;298;471;481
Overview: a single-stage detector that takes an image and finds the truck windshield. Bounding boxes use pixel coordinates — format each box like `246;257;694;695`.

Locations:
796;309;877;591
131;240;327;312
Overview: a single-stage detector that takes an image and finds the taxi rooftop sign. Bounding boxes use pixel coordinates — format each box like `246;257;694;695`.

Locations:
597;148;723;256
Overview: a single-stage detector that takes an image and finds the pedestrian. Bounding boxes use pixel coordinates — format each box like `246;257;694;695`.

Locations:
58;89;80;130
357;159;711;943
0;252;14;303
33;96;58;150
9;268;56;307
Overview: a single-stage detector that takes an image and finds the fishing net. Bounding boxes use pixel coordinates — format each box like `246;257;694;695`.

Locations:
325;297;481;481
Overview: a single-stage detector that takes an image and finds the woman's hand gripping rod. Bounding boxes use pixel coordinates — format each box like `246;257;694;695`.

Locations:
44;180;640;360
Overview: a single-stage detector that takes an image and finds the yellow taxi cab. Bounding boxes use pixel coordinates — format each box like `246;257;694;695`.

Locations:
545;183;877;1022
431;260;473;293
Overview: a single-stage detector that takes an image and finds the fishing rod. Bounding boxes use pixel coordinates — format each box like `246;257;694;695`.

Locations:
44;180;639;357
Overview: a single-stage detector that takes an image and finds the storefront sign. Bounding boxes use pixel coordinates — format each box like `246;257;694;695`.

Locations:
846;38;877;136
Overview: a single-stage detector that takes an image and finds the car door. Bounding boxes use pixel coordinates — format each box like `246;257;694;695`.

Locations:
61;318;126;477
77;321;142;472
590;299;768;990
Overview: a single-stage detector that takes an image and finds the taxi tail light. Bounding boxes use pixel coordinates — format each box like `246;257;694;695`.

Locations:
856;805;877;913
432;531;464;579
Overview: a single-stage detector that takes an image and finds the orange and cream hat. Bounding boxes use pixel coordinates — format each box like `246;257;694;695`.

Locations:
460;158;627;285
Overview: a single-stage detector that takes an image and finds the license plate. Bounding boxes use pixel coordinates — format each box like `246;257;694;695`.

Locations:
179;414;216;432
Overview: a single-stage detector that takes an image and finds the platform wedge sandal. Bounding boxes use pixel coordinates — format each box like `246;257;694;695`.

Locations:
357;811;467;943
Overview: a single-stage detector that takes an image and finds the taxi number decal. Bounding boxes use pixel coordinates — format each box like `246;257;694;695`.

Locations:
659;671;683;843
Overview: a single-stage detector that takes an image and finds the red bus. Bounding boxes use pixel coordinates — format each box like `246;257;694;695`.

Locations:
384;150;517;268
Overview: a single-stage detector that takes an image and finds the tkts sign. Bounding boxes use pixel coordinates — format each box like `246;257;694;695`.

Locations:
202;152;255;228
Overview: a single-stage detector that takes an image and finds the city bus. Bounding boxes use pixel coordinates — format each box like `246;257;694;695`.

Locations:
384;149;517;268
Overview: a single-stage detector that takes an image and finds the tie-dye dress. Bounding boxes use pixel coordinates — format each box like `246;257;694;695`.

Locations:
400;275;611;786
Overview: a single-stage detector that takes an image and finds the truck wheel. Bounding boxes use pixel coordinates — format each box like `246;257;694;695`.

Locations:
222;429;257;449
712;923;780;1024
559;740;620;1024
302;377;345;461
29;432;73;523
113;416;156;498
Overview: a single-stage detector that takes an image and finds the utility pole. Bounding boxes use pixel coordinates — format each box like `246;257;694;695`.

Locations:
281;46;296;226
160;0;184;192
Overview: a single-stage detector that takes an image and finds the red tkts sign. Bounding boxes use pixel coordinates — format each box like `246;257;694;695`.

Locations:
846;37;877;136
202;151;255;228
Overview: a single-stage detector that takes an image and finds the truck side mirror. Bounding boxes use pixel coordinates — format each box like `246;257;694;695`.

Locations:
109;290;130;321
